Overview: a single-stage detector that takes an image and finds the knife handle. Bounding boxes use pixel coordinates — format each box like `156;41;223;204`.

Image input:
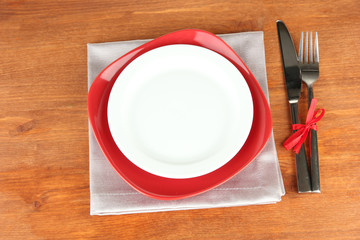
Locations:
290;103;312;193
308;88;321;193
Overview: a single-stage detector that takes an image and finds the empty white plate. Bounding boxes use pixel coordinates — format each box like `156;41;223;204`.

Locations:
107;44;253;179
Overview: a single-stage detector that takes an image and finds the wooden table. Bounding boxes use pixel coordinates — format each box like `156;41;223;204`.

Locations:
1;0;359;239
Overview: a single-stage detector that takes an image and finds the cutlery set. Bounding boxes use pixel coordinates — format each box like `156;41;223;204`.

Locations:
277;20;322;193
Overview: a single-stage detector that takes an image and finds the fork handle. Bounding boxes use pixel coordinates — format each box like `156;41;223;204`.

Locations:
308;87;321;192
290;103;312;193
308;85;314;107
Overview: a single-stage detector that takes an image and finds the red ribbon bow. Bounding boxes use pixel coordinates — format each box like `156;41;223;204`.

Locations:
283;98;325;154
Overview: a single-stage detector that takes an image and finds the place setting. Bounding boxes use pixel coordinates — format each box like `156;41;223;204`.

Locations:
87;22;323;215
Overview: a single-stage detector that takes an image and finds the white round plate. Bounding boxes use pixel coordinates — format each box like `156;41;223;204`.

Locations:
107;44;253;179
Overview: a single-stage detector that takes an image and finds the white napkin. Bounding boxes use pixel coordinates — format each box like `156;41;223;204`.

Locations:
88;31;285;215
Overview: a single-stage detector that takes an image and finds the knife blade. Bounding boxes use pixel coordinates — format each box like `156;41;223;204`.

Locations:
277;20;312;193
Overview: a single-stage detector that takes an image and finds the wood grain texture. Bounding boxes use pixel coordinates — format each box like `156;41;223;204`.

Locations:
1;0;360;239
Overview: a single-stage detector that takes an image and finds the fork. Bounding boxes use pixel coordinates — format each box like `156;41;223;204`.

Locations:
298;31;320;193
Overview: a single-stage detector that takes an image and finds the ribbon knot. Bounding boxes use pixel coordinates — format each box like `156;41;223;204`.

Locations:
283;98;325;154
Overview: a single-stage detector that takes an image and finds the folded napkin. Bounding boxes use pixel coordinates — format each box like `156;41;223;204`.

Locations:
88;31;285;215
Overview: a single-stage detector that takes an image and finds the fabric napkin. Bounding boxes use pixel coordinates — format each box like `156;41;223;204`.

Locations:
88;31;285;215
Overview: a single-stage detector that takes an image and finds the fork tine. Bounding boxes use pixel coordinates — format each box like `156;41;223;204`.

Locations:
314;32;319;63
305;32;308;63
310;32;313;63
299;32;304;62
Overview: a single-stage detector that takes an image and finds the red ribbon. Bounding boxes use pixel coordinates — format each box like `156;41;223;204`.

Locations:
283;98;325;154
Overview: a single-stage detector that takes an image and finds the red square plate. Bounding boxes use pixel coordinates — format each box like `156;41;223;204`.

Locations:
88;29;272;200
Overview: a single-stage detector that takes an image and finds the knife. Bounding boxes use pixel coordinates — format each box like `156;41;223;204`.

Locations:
277;20;312;193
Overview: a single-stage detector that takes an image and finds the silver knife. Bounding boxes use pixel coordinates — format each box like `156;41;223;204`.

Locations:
277;20;312;193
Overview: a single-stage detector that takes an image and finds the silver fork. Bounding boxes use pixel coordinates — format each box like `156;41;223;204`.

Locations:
298;31;320;193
